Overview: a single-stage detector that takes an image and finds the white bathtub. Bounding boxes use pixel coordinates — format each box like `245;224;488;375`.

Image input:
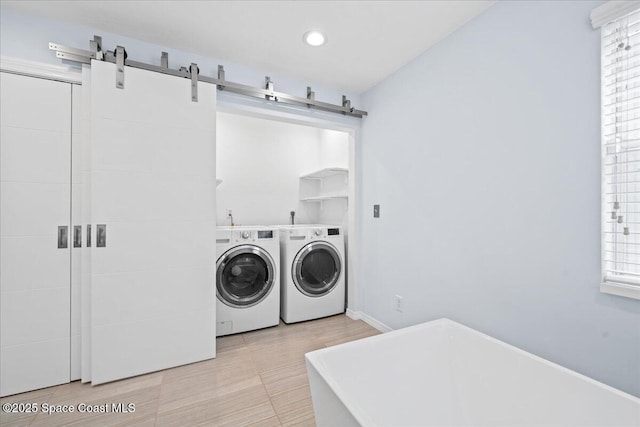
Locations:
305;318;640;427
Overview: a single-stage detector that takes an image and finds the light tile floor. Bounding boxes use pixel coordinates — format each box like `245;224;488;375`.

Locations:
0;315;380;427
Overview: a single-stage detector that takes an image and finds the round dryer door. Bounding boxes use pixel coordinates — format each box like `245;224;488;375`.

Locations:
217;245;276;308
292;241;342;297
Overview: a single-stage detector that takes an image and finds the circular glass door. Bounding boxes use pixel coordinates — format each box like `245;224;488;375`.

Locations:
292;241;342;297
217;245;275;308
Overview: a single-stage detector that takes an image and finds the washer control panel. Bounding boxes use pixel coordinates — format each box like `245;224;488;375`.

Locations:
216;228;279;244
281;226;342;242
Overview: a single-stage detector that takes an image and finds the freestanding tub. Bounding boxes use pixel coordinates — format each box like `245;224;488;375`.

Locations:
305;318;640;426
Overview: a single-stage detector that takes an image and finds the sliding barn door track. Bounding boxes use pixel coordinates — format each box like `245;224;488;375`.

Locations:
49;35;367;118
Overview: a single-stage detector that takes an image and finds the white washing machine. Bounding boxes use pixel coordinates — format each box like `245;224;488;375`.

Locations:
216;226;280;336
278;224;345;323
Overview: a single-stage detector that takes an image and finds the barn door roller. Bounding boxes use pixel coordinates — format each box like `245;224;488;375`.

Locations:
190;63;199;102
115;46;126;89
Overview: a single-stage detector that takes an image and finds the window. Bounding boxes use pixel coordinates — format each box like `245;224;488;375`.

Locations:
600;5;640;299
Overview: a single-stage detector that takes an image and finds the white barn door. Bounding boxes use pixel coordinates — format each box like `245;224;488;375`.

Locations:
88;61;216;384
0;72;72;396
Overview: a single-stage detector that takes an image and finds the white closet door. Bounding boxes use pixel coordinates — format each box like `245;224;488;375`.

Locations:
89;61;216;384
0;72;72;396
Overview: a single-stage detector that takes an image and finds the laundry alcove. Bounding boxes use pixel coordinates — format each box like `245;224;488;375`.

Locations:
214;109;357;325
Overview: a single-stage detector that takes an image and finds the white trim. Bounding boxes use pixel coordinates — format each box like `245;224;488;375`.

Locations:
216;91;360;133
599;4;640;301
0;56;82;84
600;282;640;300
345;308;360;320
591;1;640;29
603;274;640;286
346;309;393;333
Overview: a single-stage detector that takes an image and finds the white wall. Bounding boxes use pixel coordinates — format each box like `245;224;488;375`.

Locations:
359;0;640;397
318;129;350;226
320;129;349;169
216;112;348;226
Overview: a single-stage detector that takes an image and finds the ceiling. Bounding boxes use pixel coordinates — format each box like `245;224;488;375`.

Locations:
2;1;494;94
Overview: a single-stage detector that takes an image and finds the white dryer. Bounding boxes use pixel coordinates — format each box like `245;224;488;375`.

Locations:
278;225;345;323
216;226;280;336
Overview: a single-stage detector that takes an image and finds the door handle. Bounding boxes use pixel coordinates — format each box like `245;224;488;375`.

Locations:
58;226;68;249
96;224;107;248
73;226;82;248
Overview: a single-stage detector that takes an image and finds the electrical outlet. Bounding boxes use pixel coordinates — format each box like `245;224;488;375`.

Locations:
395;294;403;313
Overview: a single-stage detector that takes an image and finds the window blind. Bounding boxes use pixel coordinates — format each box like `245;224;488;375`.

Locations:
602;8;640;288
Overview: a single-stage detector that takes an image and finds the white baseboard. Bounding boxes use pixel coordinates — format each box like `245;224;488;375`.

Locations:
346;309;393;333
345;308;360;320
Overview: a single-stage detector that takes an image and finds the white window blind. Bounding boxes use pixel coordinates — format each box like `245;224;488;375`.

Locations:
602;7;640;298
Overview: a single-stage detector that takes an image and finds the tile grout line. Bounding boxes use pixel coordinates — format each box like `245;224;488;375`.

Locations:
239;331;283;426
258;372;283;427
268;321;318;427
244;330;284;427
206;332;280;426
29;388;56;426
153;372;163;427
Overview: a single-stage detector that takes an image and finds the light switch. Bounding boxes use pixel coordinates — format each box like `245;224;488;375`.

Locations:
373;204;380;218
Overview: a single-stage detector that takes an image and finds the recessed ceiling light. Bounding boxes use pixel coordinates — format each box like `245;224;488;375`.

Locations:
303;31;326;47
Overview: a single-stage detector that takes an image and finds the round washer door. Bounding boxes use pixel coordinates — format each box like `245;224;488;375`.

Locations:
217;245;276;308
292;241;342;297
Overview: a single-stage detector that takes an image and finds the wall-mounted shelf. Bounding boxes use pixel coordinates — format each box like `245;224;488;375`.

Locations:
300;194;348;202
300;167;348;180
299;167;349;211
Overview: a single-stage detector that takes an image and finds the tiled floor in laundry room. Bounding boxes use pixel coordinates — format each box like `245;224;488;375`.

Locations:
0;315;379;427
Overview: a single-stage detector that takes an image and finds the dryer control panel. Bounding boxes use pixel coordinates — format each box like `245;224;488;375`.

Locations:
279;225;342;242
308;227;341;240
